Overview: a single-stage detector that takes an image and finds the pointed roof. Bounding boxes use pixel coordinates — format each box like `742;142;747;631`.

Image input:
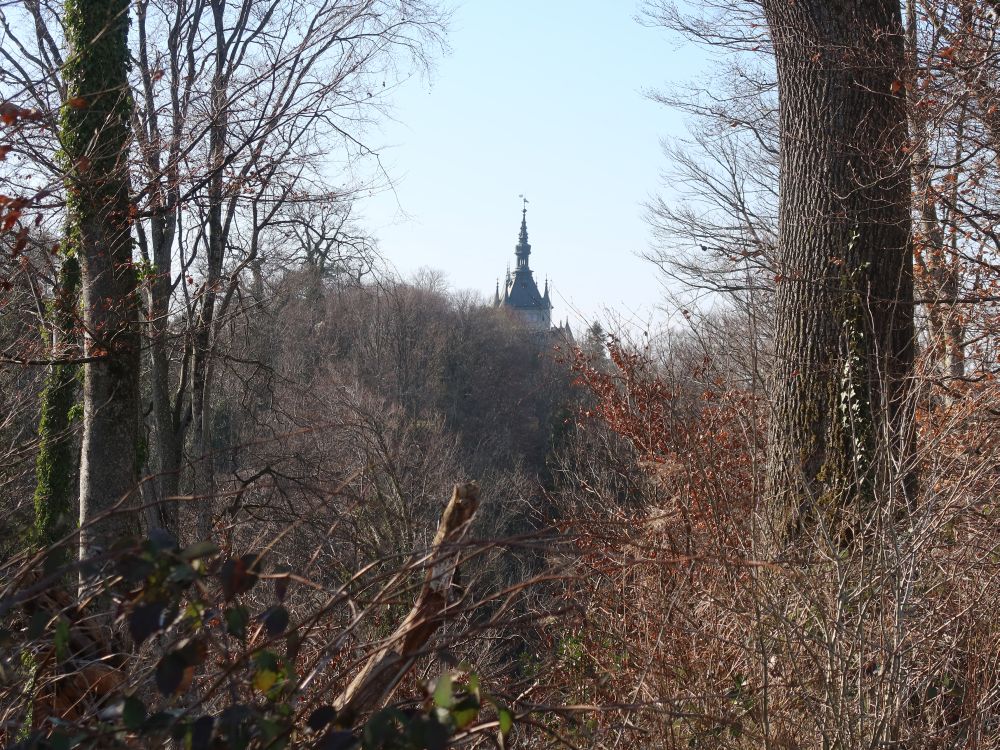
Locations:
502;206;549;311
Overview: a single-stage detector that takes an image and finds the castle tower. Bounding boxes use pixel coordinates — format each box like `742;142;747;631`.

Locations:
495;203;552;331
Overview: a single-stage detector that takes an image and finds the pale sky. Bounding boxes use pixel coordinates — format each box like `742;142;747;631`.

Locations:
362;0;704;331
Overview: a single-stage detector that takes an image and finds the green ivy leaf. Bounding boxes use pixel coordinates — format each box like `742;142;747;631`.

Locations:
255;716;283;745
27;609;48;640
122;695;146;730
225;605;249;640
253;650;279;672
166;562;197;586
498;707;513;736
450;694;479;730
53;616;70;662
180;541;220;561
432;673;453;709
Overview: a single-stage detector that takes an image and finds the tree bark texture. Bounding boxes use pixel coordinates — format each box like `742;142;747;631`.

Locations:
62;0;141;566
762;0;915;540
33;254;81;551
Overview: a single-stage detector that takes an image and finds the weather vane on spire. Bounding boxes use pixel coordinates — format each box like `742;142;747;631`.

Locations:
519;194;529;214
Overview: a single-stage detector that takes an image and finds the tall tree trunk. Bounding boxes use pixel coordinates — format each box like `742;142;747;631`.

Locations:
133;0;200;534
147;223;183;529
189;0;229;541
33;253;81;553
762;0;915;541
905;0;965;386
139;203;187;534
62;0;141;571
136;162;183;533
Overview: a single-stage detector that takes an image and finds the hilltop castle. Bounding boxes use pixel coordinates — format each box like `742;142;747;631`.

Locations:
493;204;572;337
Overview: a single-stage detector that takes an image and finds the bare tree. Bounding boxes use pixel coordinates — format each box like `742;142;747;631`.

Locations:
126;0;446;539
0;0;447;541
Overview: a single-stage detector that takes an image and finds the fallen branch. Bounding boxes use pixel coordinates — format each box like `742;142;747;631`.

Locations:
334;482;480;723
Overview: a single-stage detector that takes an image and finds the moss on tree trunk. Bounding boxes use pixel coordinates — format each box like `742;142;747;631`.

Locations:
61;0;141;570
33;254;82;551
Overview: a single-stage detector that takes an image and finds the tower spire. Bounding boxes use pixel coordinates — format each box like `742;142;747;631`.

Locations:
515;196;531;269
495;196;551;332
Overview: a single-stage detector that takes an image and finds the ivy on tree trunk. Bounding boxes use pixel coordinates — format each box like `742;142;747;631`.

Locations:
61;0;141;572
761;0;916;542
33;252;81;552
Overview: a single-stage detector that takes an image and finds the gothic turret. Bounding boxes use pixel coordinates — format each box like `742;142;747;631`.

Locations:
497;202;552;331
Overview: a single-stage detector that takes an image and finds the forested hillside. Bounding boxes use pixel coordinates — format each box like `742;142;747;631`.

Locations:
1;0;999;748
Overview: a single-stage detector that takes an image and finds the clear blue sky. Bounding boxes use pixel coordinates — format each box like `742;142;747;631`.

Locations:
362;0;703;330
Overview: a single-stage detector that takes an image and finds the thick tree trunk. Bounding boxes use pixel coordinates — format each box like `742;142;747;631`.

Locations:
62;0;141;570
762;0;915;541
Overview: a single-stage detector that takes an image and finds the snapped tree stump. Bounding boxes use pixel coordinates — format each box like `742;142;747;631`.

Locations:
334;482;480;723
